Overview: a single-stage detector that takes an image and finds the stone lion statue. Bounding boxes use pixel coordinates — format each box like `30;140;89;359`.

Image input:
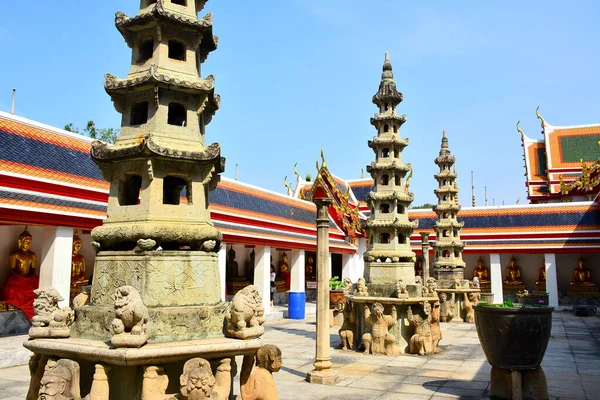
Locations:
226;285;265;339
111;285;149;348
29;287;74;339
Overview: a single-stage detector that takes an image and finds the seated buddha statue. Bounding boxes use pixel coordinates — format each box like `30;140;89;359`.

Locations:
305;255;316;282
503;257;523;284
472;257;490;283
225;246;239;282
570;257;595;286
0;227;40;319
535;264;546;285
279;252;290;290
69;234;87;302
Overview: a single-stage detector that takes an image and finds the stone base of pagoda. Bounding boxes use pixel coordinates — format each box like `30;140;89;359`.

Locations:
434;268;464;285
365;261;416;286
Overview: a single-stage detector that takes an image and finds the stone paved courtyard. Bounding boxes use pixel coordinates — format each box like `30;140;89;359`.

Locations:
0;311;598;399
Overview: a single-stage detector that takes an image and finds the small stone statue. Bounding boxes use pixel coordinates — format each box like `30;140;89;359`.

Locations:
424;277;437;295
226;285;265;339
454;278;462;289
395;279;408;299
439;292;455;323
29;287;74;339
362;303;399;355
342;278;353;295
463;292;480;323
407;302;434;356
338;300;355;350
431;300;442;353
355;277;369;296
472;276;480;289
111;286;149;348
239;345;282;400
415;275;423;285
37;358;81;400
141;366;170;400
180;357;232;400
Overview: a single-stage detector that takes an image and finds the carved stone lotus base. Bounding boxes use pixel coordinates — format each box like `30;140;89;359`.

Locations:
29;327;71;339
111;332;148;348
225;325;264;340
306;368;339;385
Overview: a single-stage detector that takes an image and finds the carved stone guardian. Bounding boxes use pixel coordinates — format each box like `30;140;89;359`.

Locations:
225;285;265;339
29;287;74;339
423;277;437;295
342;278;353;295
431;300;442;353
180;358;232;400
355;277;369;296
239;345;282;400
141;366;170;400
463;292;480;323
111;286;149;348
439;292;455;322
338;300;355;350
407;302;434;356
362;303;399;355
37;358;81;400
395;279;409;299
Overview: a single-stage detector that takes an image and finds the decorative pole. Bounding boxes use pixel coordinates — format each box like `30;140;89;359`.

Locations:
420;232;430;282
307;197;339;385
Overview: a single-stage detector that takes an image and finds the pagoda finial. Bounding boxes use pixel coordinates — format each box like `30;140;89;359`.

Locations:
381;51;394;82
536;106;547;130
440;129;449;154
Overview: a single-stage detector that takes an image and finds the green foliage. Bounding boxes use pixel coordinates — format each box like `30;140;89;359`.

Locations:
477;299;516;308
329;276;345;290
411;203;436;209
64;120;119;144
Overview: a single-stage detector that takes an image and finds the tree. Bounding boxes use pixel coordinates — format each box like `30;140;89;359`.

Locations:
64;120;119;144
410;203;436;209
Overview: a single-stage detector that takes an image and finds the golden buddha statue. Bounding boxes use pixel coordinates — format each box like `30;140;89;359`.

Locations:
472;257;490;283
279;252;290;289
503;257;523;284
535;264;546;285
305;254;316;282
414;258;423;278
0;227;40;318
71;234;87;285
570;257;595;286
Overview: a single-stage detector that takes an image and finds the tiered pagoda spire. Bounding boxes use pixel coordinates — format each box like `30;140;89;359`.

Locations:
364;52;418;285
432;131;465;276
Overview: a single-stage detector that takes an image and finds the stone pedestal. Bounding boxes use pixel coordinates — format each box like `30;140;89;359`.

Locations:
567;284;600;297
533;282;546;294
434;268;464;283
503;283;527;295
365;261;416;285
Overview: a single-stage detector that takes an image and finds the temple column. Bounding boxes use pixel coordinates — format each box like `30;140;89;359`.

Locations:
490;253;503;304
357;237;367;279
420;232;430;282
39;226;74;308
290;249;305;293
307;198;338;384
254;245;271;313
218;244;227;301
544;253;559;307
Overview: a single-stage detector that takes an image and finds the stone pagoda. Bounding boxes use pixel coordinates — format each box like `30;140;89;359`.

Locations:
363;52;420;296
23;2;268;399
432;130;466;286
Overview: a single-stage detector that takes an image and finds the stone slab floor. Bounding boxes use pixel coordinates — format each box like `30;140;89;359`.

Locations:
0;311;598;399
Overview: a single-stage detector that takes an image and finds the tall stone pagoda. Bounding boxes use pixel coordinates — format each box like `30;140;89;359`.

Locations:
364;52;419;295
24;2;265;399
432;130;466;284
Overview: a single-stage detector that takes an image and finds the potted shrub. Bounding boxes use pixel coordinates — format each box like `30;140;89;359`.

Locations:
474;300;553;370
329;276;345;310
517;290;549;306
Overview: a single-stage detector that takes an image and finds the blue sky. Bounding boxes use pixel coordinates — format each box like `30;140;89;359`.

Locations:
1;1;599;207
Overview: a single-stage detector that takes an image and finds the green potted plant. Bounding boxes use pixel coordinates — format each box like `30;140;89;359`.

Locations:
516;290;549;306
474;300;554;370
329;276;345;310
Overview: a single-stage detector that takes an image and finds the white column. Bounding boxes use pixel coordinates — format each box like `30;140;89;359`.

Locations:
341;253;352;281
290;249;305;293
357;238;367;279
490;253;503;304
218;243;227;301
39;226;74;308
544;253;559;307
254;246;271;313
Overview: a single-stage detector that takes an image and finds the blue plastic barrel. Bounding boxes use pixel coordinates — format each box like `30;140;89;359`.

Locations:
288;292;306;319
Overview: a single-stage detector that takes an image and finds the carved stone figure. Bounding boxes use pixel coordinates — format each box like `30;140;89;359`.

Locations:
424;277;437;295
463;292;480;323
454;278;462;289
1;227;40;319
431;300;442;353
141;366;170;400
472;276;480;289
338;300;355;350
29;287;74;339
342;278;353;295
226;285;265;339
408;302;434;356
415;275;423;285
87;364;110;400
439;292;455;322
355;277;369;296
37;358;81;400
180;357;232;400
111;285;149;348
395;279;408;299
239;345;282;400
362;303;399;355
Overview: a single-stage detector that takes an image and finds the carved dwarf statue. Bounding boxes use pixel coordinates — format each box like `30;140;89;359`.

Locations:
407;302;434;356
239;345;282;400
395;279;408;299
430;301;442;353
111;286;149;348
355;277;369;296
180;358;232;400
424;277;437;296
362;303;399;355
226;285;265;339
463;292;480;323
342;278;353;295
439;292;455;323
37;358;81;400
29;287;74;339
338;300;355;350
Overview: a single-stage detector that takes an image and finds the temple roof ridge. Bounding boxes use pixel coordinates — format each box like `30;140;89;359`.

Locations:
105;65;216;93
